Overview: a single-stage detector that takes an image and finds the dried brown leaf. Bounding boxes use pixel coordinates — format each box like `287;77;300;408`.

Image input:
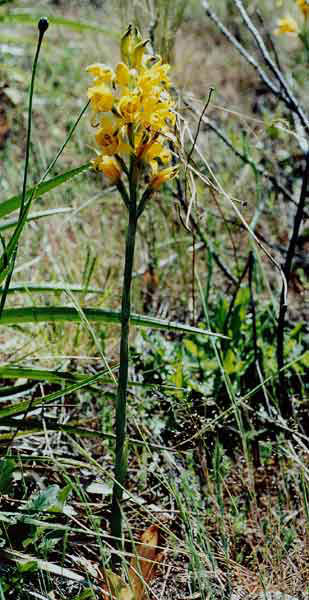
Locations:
128;524;163;599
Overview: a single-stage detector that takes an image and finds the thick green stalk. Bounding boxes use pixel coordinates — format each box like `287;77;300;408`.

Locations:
111;197;137;549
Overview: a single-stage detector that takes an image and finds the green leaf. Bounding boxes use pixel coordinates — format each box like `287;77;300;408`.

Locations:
0;163;90;219
223;349;239;374
24;484;71;514
0;282;104;295
0;207;72;232
0;368;109;420
17;560;38;573
0;365;82;384
0;458;16;493
0;306;228;338
0;13;116;35
54;484;72;512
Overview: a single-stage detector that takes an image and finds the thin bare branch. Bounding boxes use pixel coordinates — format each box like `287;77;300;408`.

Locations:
233;0;309;134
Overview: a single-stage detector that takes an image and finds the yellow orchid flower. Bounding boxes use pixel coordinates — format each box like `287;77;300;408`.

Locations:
142;141;171;174
274;16;299;35
86;63;114;84
120;24;142;66
150;166;178;189
87;82;114;113
131;39;149;70
296;0;309;17
95;116;122;155
92;155;122;182
118;93;141;123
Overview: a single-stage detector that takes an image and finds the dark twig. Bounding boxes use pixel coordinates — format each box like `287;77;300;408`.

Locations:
276;152;309;418
186;88;214;168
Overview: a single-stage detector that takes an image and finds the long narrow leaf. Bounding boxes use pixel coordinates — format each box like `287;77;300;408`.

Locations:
0;282;104;295
0;369;109;419
3;549;84;582
0;163;90;219
0;13;116;35
0;366;82;383
0;306;228;338
0;365;185;393
0;207;72;231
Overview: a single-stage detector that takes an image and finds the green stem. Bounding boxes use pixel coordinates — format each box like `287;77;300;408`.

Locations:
20;18;48;219
111;191;137;551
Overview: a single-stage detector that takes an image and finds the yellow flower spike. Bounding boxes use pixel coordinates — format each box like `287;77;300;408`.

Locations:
115;62;130;87
118;93;141;123
87;25;178;188
274;16;299;35
93;155;122;182
150;166;179;189
87;83;114;113
297;0;309;17
86;63;114;83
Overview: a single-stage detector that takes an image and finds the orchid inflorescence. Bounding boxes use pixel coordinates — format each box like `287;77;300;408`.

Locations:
86;24;178;191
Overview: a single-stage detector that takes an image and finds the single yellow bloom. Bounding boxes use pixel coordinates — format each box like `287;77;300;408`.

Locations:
87;83;114;113
274;16;299;35
144;141;170;163
96;130;119;155
296;0;309;16
138;94;175;132
86;63;114;83
115;62;130;87
92;156;122;182
150;166;178;189
138;61;171;93
142;141;171;174
95;117;121;155
118;93;141;123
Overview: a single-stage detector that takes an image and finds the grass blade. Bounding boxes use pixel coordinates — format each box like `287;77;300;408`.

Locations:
0;207;72;232
0;163;90;219
0;306;228;338
0;282;104;295
0;369;109;419
0;13;116;35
